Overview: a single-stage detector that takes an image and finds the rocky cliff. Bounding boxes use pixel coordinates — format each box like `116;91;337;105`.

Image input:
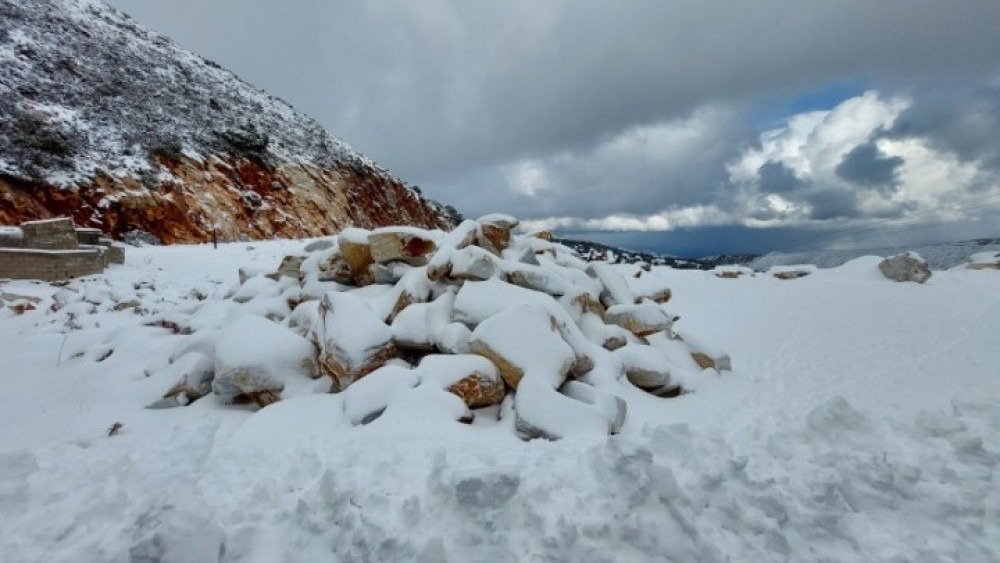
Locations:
0;0;458;243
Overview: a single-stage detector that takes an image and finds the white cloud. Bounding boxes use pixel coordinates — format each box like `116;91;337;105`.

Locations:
727;91;1000;225
522;205;734;233
727;91;908;187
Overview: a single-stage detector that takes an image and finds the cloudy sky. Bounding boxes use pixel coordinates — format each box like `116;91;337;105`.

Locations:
108;0;1000;256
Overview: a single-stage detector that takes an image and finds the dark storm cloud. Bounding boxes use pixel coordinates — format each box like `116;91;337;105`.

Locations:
105;0;1000;249
885;81;1000;175
757;162;805;194
805;189;861;220
835;142;903;191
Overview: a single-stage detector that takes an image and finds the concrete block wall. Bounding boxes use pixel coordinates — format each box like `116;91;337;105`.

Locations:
0;217;126;280
0;248;105;281
75;228;103;246
0;231;22;249
20;218;79;250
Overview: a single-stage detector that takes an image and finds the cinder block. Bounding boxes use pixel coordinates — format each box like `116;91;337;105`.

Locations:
21;218;78;250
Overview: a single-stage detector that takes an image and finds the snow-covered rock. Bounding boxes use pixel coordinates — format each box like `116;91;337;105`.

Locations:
369;227;439;266
391;290;457;352
212;315;319;407
605;302;676;337
469;305;571;389
149;352;215;409
614;344;673;389
317;292;396;392
879;252;932;283
418;354;506;409
267;255;305;281
342;364;419;425
475;213;518;255
588;262;636;307
337;231;375;286
966;251;1000;270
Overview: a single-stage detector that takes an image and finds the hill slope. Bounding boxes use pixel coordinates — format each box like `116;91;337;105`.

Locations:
0;0;457;242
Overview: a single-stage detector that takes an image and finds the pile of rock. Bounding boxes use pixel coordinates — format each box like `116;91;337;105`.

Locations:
150;215;731;440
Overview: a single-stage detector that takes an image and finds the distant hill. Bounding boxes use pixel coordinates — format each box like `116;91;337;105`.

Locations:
558;234;1000;272
749;238;1000;270
553;237;706;269
0;0;458;242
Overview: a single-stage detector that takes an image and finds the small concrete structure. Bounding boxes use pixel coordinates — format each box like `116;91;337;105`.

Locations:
0;218;125;281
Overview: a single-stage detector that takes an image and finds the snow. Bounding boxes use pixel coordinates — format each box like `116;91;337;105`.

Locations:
391;289;457;350
476;213;519;228
0;237;999;561
417;354;500;389
337;227;371;245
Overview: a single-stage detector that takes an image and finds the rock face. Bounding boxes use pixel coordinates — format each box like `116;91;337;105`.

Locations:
879;253;932;284
0;0;457;242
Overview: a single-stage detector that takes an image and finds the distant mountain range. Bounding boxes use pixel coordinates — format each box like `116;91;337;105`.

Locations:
560;236;1000;271
0;0;457;242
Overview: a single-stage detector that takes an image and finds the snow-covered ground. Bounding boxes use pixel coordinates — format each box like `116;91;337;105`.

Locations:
1;241;999;562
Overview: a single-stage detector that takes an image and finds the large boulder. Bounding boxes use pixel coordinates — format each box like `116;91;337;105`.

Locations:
342;365;419;425
469;305;612;440
419;354;506;409
212;315;319;407
149;352;215;408
425;220;480;280
317;292;397;392
469;305;573;389
587;262;636;307
369;227;438;266
338;228;375;286
605;303;676;338
879;252;932;283
266;255;305;281
614;344;672;389
391;290;457;352
475;213;518;255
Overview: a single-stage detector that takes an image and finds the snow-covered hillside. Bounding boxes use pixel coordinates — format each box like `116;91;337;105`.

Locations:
0;0;458;242
1;228;998;561
0;0;368;183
